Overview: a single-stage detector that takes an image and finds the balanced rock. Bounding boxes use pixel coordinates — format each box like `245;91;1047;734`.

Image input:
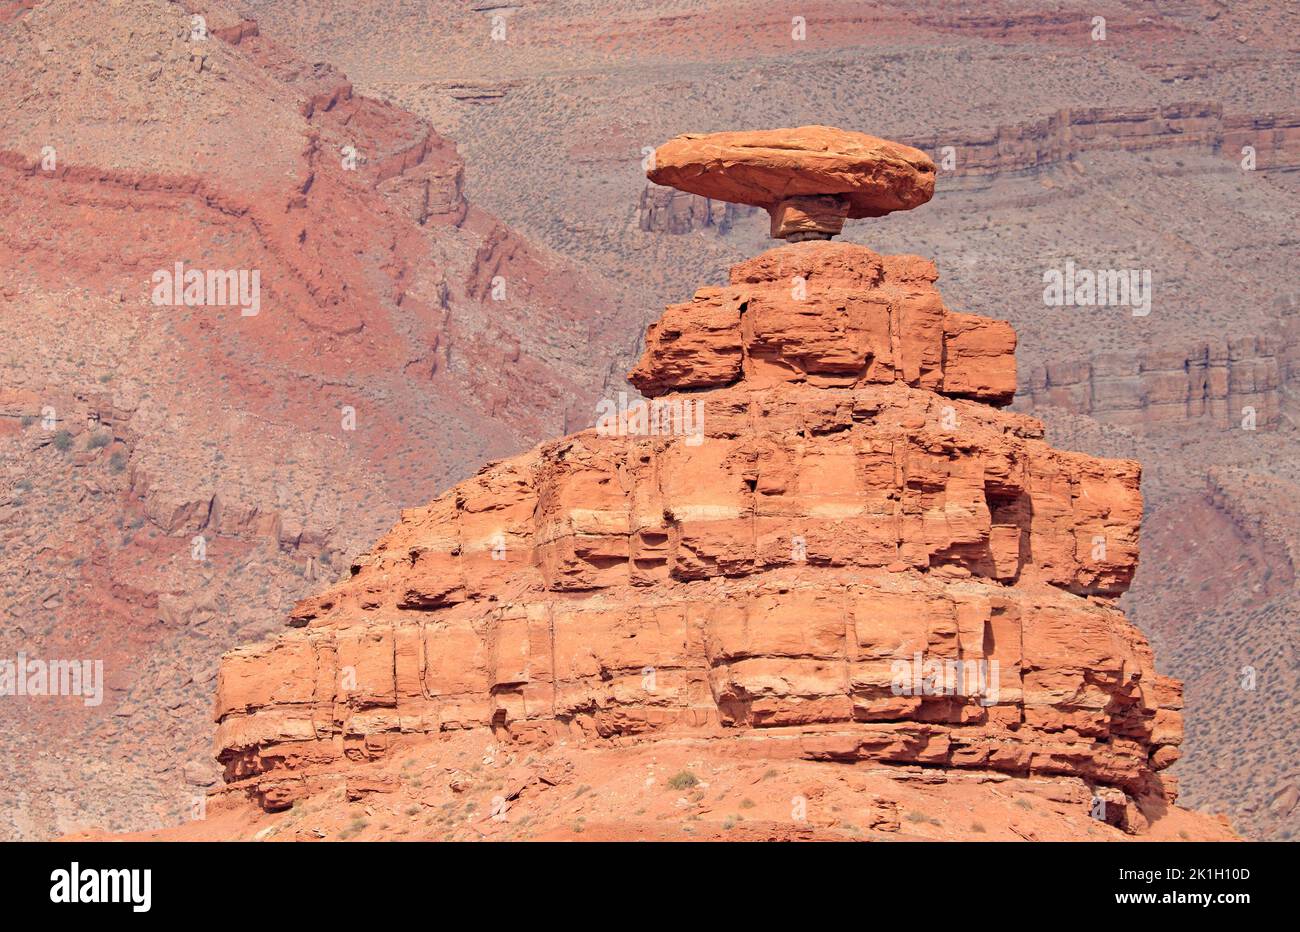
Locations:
647;126;936;240
197;128;1225;839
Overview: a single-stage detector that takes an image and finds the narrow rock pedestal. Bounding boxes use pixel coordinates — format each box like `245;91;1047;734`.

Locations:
768;194;850;240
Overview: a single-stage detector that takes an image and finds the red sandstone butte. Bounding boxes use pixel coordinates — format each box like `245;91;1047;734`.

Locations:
170;229;1237;842
108;125;1235;843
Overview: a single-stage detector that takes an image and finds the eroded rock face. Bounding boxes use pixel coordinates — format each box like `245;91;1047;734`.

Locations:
636;184;757;235
629;242;1017;405
211;238;1185;832
1016;338;1281;431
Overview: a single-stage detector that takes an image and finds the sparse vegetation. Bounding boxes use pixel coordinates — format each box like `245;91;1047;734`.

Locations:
667;770;699;790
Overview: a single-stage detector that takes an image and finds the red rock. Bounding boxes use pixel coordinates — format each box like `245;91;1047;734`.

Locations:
630;241;1017;405
106;123;1229;843
647;126;936;239
201;231;1211;838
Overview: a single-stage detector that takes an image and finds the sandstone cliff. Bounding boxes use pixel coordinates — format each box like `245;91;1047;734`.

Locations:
191;238;1233;841
1015;337;1281;431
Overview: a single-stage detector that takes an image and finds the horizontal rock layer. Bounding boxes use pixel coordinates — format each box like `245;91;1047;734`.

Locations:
911;101;1300;178
208;237;1181;831
648;126;936;219
1015;337;1281;430
216;569;1182;813
637;185;757;235
629;242;1017;404
282;381;1139;620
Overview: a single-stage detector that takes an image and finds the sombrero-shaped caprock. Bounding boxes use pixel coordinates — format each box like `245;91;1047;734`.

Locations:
647;126;936;241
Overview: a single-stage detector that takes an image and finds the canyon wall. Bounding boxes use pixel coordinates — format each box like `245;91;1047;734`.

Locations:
911;102;1300;179
1014;336;1282;431
636;185;759;235
0;0;630;839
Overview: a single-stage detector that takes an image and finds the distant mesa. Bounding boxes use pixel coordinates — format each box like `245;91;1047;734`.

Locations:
646;126;936;241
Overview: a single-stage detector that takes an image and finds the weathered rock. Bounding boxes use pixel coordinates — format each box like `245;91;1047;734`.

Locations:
647;126;936;239
210;237;1187;834
629;241;1017;405
769;194;852;239
183;760;218;787
637;184;757;234
1016;337;1281;431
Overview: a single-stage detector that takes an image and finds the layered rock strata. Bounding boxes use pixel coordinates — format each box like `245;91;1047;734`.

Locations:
212;239;1185;832
1015;337;1281;431
636;185;758;235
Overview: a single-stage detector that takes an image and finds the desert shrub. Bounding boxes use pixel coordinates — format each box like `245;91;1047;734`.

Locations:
667;770;699;790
